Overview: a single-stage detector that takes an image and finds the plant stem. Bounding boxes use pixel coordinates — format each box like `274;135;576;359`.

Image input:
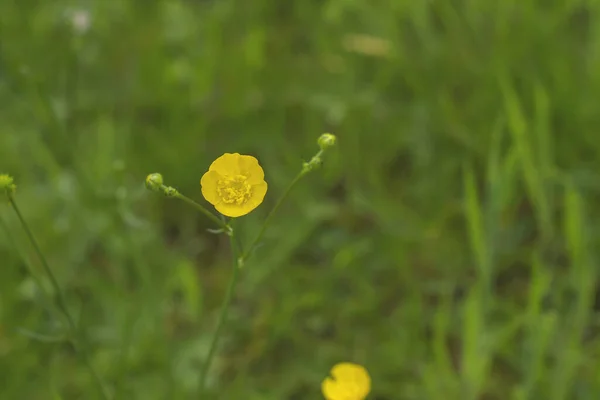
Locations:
173;192;230;232
241;150;324;263
8;196;111;400
241;169;308;263
0;215;50;301
198;227;242;393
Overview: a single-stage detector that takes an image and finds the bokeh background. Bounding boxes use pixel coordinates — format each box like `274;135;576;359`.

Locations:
1;1;600;399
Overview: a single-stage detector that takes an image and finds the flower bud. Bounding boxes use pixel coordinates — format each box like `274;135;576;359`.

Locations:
145;173;164;192
0;174;16;198
318;133;337;150
164;186;178;197
302;156;323;174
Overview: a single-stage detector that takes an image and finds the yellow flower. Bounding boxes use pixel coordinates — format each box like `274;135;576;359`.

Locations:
322;362;371;400
200;153;268;218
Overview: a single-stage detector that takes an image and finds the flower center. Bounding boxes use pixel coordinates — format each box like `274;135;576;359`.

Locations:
217;174;252;205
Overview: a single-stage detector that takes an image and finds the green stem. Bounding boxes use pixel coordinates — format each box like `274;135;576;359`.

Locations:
8;196;111;400
198;228;242;393
173;192;230;232
241;154;319;262
0;215;50;302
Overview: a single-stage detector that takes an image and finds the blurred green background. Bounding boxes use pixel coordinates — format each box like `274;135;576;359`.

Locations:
1;0;600;399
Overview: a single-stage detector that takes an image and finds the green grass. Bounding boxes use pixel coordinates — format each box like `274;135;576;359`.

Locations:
1;0;600;399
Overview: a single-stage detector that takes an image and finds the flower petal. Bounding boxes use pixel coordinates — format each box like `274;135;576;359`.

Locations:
246;181;267;208
208;153;242;176
321;377;342;400
200;170;222;205
330;363;371;399
238;155;265;184
214;202;252;218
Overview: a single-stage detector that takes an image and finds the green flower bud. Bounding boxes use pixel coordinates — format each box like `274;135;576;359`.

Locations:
0;174;16;198
302;156;323;174
164;186;178;197
145;173;164;192
318;133;337;150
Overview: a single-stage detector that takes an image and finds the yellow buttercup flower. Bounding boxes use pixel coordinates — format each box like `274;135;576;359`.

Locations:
200;153;268;218
322;362;371;400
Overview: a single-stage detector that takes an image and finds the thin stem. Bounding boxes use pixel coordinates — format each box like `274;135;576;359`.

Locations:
8;196;111;400
9;198;72;326
0;215;50;301
241;168;308;262
173;192;230;232
198;228;242;393
242;150;324;262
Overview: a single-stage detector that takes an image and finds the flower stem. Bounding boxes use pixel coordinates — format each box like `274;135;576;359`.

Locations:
198;226;242;393
241;150;323;263
7;196;111;400
242;173;302;262
173;192;230;232
0;215;50;302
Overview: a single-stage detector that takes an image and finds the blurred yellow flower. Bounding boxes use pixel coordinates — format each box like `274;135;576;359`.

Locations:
322;362;371;400
200;153;267;217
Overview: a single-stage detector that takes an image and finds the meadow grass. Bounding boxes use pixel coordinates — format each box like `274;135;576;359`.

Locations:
1;1;600;399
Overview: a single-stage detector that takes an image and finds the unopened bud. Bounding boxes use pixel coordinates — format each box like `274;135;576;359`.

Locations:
317;133;337;150
302;156;323;174
0;174;16;198
145;173;164;192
